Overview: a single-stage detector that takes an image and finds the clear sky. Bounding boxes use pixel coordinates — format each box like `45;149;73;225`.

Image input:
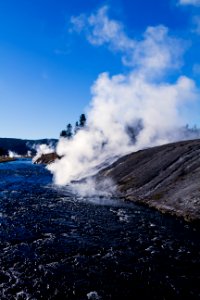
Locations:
1;0;200;139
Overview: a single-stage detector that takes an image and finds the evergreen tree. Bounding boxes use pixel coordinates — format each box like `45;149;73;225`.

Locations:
74;121;79;134
60;114;86;138
0;147;8;156
66;123;73;139
60;130;67;138
79;114;86;127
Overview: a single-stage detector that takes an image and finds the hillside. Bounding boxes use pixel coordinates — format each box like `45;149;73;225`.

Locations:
0;138;57;156
96;139;200;222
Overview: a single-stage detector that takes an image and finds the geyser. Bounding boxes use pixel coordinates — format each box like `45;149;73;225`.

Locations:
48;7;198;187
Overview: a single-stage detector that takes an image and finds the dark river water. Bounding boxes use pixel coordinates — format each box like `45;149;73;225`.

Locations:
0;160;199;300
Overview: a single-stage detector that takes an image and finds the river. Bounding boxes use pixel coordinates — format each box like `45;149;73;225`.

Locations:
0;160;199;299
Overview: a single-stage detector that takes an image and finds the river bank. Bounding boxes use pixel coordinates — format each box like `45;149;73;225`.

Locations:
0;157;16;163
97;139;200;222
34;139;200;222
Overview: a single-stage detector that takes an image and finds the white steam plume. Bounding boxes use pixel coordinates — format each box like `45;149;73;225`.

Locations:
49;73;197;186
70;6;184;75
26;150;32;157
8;151;21;158
48;7;199;188
179;0;200;6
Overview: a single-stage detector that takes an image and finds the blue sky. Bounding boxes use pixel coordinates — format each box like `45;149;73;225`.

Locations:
1;0;200;139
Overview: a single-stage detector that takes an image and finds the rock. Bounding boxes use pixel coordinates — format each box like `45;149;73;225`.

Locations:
34;152;59;164
97;139;200;222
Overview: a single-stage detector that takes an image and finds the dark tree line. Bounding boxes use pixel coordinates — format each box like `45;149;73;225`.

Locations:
60;114;87;139
0;147;8;156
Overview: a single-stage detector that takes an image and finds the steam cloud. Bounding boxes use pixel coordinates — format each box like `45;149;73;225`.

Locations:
8;151;21;158
179;0;200;6
48;7;199;188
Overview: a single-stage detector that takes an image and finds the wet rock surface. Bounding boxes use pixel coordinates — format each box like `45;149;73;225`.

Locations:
0;160;199;299
34;152;59;165
98;139;200;221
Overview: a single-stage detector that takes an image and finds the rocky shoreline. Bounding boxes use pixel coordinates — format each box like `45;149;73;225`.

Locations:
97;139;200;222
34;139;200;222
0;157;16;163
34;152;59;164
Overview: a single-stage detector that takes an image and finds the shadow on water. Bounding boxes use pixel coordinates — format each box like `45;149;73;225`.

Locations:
0;160;199;299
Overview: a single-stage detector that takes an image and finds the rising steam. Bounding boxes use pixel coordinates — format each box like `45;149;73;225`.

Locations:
48;7;199;187
8;151;21;158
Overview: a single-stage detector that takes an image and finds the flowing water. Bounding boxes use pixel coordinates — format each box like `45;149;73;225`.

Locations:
0;160;199;299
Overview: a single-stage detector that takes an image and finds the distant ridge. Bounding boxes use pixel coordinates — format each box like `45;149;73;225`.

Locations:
0;138;58;156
